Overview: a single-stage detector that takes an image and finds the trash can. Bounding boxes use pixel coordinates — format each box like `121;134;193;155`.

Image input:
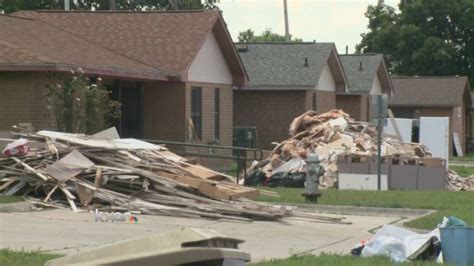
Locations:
440;227;474;266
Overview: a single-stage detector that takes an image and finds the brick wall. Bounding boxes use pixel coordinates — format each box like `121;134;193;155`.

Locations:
336;94;372;122
184;82;233;169
234;90;307;150
0;72;51;132
184;82;233;147
142;81;186;141
314;90;336;114
336;94;363;120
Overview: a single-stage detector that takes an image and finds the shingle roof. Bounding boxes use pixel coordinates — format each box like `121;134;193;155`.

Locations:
13;10;221;76
0;15;163;80
389;76;470;107
340;54;384;92
236;43;337;87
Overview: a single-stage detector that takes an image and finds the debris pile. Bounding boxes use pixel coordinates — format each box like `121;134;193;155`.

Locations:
246;109;431;188
446;170;474;191
0;127;348;223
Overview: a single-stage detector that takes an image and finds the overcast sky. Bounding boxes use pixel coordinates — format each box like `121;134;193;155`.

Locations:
217;0;400;53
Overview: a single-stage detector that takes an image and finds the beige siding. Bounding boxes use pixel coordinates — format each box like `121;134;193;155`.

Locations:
187;32;233;85
370;75;383;95
316;63;336;92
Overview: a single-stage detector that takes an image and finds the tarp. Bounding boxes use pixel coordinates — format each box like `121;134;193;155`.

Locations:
361;223;443;262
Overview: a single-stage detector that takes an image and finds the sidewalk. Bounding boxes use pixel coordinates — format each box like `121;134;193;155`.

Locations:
0;208;411;262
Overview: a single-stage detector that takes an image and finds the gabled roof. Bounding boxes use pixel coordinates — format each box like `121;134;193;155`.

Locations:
7;10;247;84
0;15;164;80
389;76;471;107
340;53;393;96
236;43;347;91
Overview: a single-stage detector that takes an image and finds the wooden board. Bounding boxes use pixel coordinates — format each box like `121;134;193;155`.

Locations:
183;164;222;180
453;132;464;157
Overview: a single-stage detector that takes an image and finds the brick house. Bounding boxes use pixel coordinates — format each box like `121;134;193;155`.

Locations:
389;76;472;154
233;43;348;150
0;11;247;149
337;54;394;121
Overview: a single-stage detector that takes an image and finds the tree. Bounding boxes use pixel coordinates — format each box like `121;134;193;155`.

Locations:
0;0;219;13
356;0;474;84
238;28;303;43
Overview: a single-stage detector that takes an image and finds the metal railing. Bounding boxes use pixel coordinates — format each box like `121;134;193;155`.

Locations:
142;139;265;183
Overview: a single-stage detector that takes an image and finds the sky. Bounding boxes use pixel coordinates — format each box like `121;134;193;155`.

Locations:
217;0;400;53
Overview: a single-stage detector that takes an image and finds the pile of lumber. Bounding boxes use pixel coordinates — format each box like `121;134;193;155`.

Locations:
446;170;474;191
247;109;432;188
0;127;348;223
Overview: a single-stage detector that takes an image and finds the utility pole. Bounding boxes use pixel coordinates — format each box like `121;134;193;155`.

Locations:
283;0;290;42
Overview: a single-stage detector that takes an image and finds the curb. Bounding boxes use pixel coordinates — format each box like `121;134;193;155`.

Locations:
0;201;32;213
277;203;434;218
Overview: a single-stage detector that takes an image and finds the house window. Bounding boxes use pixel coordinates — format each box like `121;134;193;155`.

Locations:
191;87;202;140
312;93;317;111
214;88;220;141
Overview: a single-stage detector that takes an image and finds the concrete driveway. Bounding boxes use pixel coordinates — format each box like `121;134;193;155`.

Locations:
0;208;403;262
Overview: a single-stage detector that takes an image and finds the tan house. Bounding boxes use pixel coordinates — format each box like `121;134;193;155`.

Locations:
337;53;394;121
389;76;472;155
233;43;348;150
0;10;247;148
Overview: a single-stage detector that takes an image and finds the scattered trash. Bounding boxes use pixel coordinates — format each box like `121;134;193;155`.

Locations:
2;138;29;156
246;109;432;188
353;216;472;264
446;169;474;191
0;127;349;224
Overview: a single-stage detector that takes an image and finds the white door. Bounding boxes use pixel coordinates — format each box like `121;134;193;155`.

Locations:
419;117;449;167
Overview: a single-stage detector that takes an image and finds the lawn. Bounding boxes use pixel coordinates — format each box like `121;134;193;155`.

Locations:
449;165;474;177
0;195;23;204
0;249;61;266
257;188;474;230
450;154;474;162
252;253;439;266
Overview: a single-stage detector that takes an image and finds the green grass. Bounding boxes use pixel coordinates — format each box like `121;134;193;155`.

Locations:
0;195;23;204
258;188;474;230
449;165;474;177
252;253;439;266
0;249;62;266
450;153;474;162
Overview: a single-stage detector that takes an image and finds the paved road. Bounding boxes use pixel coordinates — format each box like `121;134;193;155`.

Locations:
0;209;408;262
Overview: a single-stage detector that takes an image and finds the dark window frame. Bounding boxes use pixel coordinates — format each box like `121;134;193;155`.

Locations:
312;92;317;111
191;87;202;140
214;88;220;141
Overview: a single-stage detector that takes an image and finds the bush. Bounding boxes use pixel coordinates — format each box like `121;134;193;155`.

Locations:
45;69;121;134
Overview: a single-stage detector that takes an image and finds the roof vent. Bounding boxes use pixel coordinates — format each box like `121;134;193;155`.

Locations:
236;44;248;52
359;61;363;71
304;57;309;67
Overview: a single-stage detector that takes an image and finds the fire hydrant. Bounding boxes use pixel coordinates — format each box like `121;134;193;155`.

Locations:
302;153;324;203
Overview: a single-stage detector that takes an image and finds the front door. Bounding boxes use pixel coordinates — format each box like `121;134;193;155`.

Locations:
121;87;143;138
111;81;143;138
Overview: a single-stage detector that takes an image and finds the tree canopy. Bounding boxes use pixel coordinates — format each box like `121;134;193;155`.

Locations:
237;28;303;43
356;0;474;85
0;0;219;13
